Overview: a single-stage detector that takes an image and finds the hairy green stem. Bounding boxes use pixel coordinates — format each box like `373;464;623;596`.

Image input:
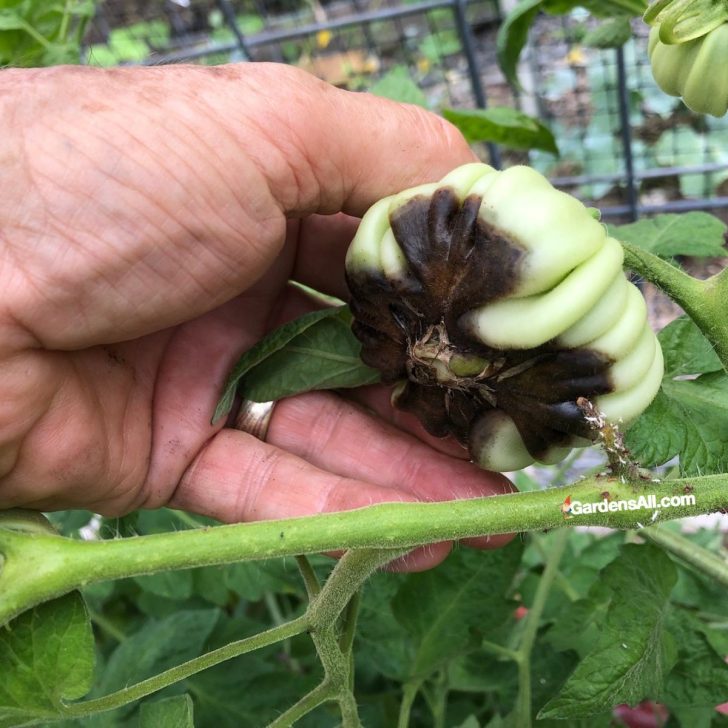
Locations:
514;529;570;727
1;474;725;627
622;242;728;371
61;616;309;720
338;591;361;656
641;525;728;587
271;549;397;727
398;679;424;728
89;609;127;643
295;555;321;599
266;681;335;728
308;549;403;628
481;640;520;662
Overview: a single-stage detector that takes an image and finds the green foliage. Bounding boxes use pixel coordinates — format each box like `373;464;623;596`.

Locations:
140;695;194;728
0;0;95;67
369;65;428;108
609;211;728;258
443;107;559;154
540;544;678;718
213;306;379;422
496;0;644;87
626;316;728;474
0;592;94;725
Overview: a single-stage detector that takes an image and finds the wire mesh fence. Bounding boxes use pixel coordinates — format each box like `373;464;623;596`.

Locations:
82;0;728;222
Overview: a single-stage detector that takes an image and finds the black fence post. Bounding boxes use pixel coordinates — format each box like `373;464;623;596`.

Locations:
452;0;501;168
216;0;251;61
615;45;638;221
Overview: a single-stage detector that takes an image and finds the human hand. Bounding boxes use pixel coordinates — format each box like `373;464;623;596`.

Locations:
0;62;513;569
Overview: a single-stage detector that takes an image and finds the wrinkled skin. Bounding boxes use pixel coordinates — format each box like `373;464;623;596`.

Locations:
0;63;514;571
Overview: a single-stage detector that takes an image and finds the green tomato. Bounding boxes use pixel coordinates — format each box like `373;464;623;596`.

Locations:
345;163;663;472
648;22;728;117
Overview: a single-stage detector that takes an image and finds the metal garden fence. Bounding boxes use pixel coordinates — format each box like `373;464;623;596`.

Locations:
83;0;728;223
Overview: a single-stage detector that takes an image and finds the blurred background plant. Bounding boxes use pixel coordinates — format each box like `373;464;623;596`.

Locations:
0;0;96;66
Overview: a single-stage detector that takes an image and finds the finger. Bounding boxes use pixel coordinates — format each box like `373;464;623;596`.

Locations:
289;214;359;302
266;390;514;549
343;384;471;460
168;428;455;571
3;64;475;351
268;391;514;502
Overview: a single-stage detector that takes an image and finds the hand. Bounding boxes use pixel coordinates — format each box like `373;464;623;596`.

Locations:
0;62;513;569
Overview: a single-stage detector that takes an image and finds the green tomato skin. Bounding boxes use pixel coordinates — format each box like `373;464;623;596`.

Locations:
648;23;728;117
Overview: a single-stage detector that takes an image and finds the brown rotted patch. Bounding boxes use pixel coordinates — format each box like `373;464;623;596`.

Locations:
346;186;617;464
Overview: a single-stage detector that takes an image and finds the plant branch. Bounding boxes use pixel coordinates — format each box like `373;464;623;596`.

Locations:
640;525;728;588
295;555;321;600
266;681;335;728
513;529;570;727
61;616;309;719
1;474;726;627
622;242;728;371
398;679;424;728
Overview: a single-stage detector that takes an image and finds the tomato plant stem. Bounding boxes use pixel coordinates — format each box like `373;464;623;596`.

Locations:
514;529;570;726
1;475;725;628
641;525;728;587
622;242;728;372
398;679;424;728
61;616;309;720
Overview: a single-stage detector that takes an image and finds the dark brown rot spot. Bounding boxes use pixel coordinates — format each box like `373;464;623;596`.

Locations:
345;187;616;463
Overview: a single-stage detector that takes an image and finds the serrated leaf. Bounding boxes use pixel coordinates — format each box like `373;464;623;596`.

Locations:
660;610;728;709
496;0;544;88
610;212;727;258
140;694;194;728
583;16;633;48
657;316;723;378
241;308;380;402
626;371;728;475
370;65;428;108
443;107;558;154
539;544;678;719
98;609;218;695
0;592;94;724
213;306;376;422
391;541;524;680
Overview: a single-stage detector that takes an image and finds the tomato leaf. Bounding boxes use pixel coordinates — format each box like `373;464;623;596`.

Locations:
240;307;380;402
626;372;728;475
626;317;728;475
140;695;194;728
443;107;558;154
659;610;728;711
390;541;524;680
496;0;544;88
0;592;94;725
213;306;378;422
539;544;678;719
610;212;728;259
657;315;723;378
